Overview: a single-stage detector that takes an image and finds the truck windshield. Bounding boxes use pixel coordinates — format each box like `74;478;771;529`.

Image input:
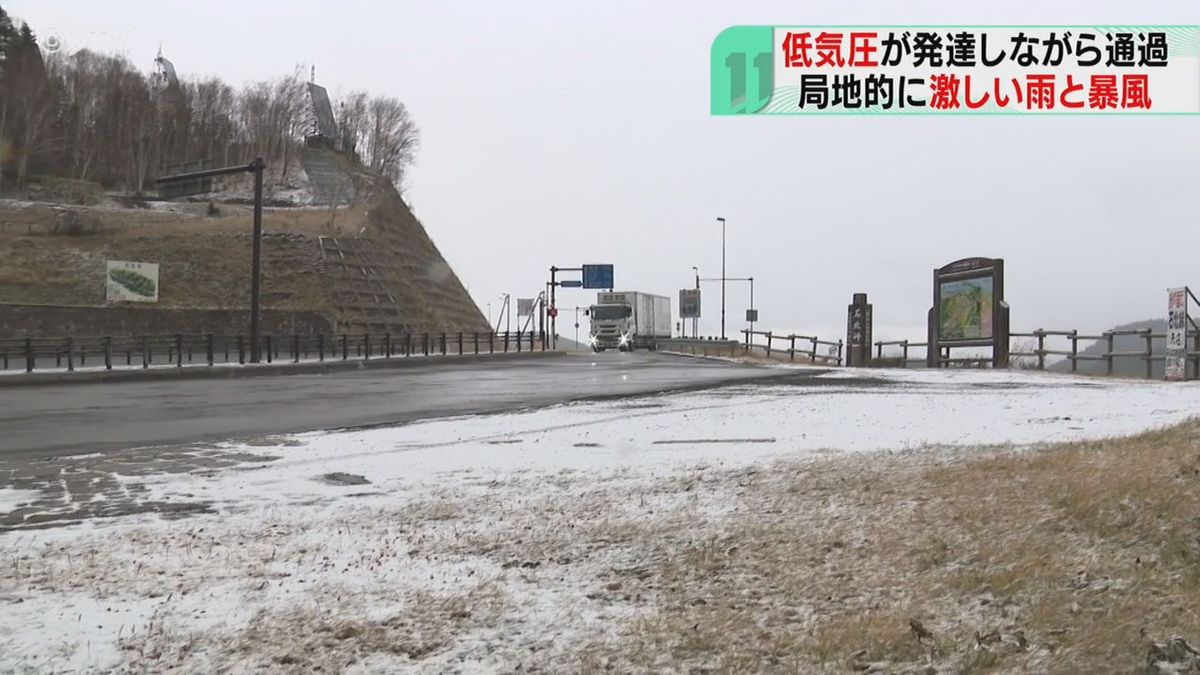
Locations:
591;305;631;320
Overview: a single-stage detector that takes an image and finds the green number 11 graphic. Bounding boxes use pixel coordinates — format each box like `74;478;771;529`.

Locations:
711;26;774;114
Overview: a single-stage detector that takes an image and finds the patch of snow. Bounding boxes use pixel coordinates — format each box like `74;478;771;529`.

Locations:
0;488;42;514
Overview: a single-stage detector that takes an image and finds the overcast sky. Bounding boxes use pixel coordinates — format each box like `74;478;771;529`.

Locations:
9;0;1200;340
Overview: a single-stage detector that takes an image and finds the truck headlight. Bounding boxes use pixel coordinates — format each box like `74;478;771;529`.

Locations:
619;334;629;346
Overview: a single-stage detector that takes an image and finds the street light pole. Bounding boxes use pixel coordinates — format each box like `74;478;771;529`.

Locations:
691;265;700;338
749;276;755;336
718;217;726;340
157;157;267;363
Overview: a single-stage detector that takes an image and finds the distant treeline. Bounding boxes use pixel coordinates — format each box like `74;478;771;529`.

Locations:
0;4;419;194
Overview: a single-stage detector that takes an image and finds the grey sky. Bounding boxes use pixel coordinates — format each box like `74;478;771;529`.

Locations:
9;0;1200;340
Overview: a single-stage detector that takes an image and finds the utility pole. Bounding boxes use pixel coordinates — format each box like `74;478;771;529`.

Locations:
718;217;726;340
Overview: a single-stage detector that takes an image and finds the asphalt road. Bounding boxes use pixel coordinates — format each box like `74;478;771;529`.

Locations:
0;352;815;460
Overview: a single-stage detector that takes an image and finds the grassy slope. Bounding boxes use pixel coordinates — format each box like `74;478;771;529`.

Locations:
561;421;1200;672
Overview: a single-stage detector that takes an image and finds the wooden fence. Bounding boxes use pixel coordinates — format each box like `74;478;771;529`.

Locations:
742;330;844;366
871;328;1200;379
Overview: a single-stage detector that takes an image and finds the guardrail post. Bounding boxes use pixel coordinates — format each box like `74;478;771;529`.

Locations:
441;332;447;355
474;332;480;354
1105;332;1114;376
458;332;464;355
789;335;796;361
489;333;495;354
318;334;325;362
765;332;772;359
66;337;75;372
142;336;150;369
237;335;245;364
1143;328;1153;379
175;334;183;368
1069;330;1078;373
837;340;844;366
265;335;273;364
207;334;215;366
364;333;371;361
104;337;113;370
901;340;909;367
342;334;349;360
810;337;818;362
292;334;300;363
517;331;523;353
504;332;509;353
876;341;883;360
25;338;33;373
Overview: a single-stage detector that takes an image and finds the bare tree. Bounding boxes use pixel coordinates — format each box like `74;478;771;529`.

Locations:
336;90;369;161
365;96;419;189
8;27;65;189
0;11;422;195
336;92;420;191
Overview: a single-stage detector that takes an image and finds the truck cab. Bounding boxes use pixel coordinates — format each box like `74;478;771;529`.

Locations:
588;302;634;351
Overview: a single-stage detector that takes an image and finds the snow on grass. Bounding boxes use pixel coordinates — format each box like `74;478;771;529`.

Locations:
0;488;42;514
1;368;1199;671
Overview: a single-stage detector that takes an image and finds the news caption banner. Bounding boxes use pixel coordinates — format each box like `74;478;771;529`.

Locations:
711;26;1200;114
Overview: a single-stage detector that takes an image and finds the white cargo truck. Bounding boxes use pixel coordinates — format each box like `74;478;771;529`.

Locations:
587;291;671;352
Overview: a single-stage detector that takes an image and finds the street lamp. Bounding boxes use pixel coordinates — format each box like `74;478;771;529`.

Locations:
748;276;755;335
691;265;700;338
717;217;726;339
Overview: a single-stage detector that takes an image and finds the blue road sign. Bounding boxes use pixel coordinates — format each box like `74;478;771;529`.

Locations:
560;280;583;288
582;264;614;289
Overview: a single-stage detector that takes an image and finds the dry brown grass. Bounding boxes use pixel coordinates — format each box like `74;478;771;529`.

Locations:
565;420;1200;672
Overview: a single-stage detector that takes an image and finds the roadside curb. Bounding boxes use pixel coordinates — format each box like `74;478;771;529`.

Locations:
0;350;567;387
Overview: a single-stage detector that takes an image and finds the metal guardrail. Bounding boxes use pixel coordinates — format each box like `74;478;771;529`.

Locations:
654;338;741;358
0;331;546;374
742;330;844;366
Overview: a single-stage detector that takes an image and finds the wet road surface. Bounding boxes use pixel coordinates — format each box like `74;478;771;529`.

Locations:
0;352;824;460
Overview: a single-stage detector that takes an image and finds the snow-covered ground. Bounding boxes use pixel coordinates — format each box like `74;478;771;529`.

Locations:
1;367;1198;672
